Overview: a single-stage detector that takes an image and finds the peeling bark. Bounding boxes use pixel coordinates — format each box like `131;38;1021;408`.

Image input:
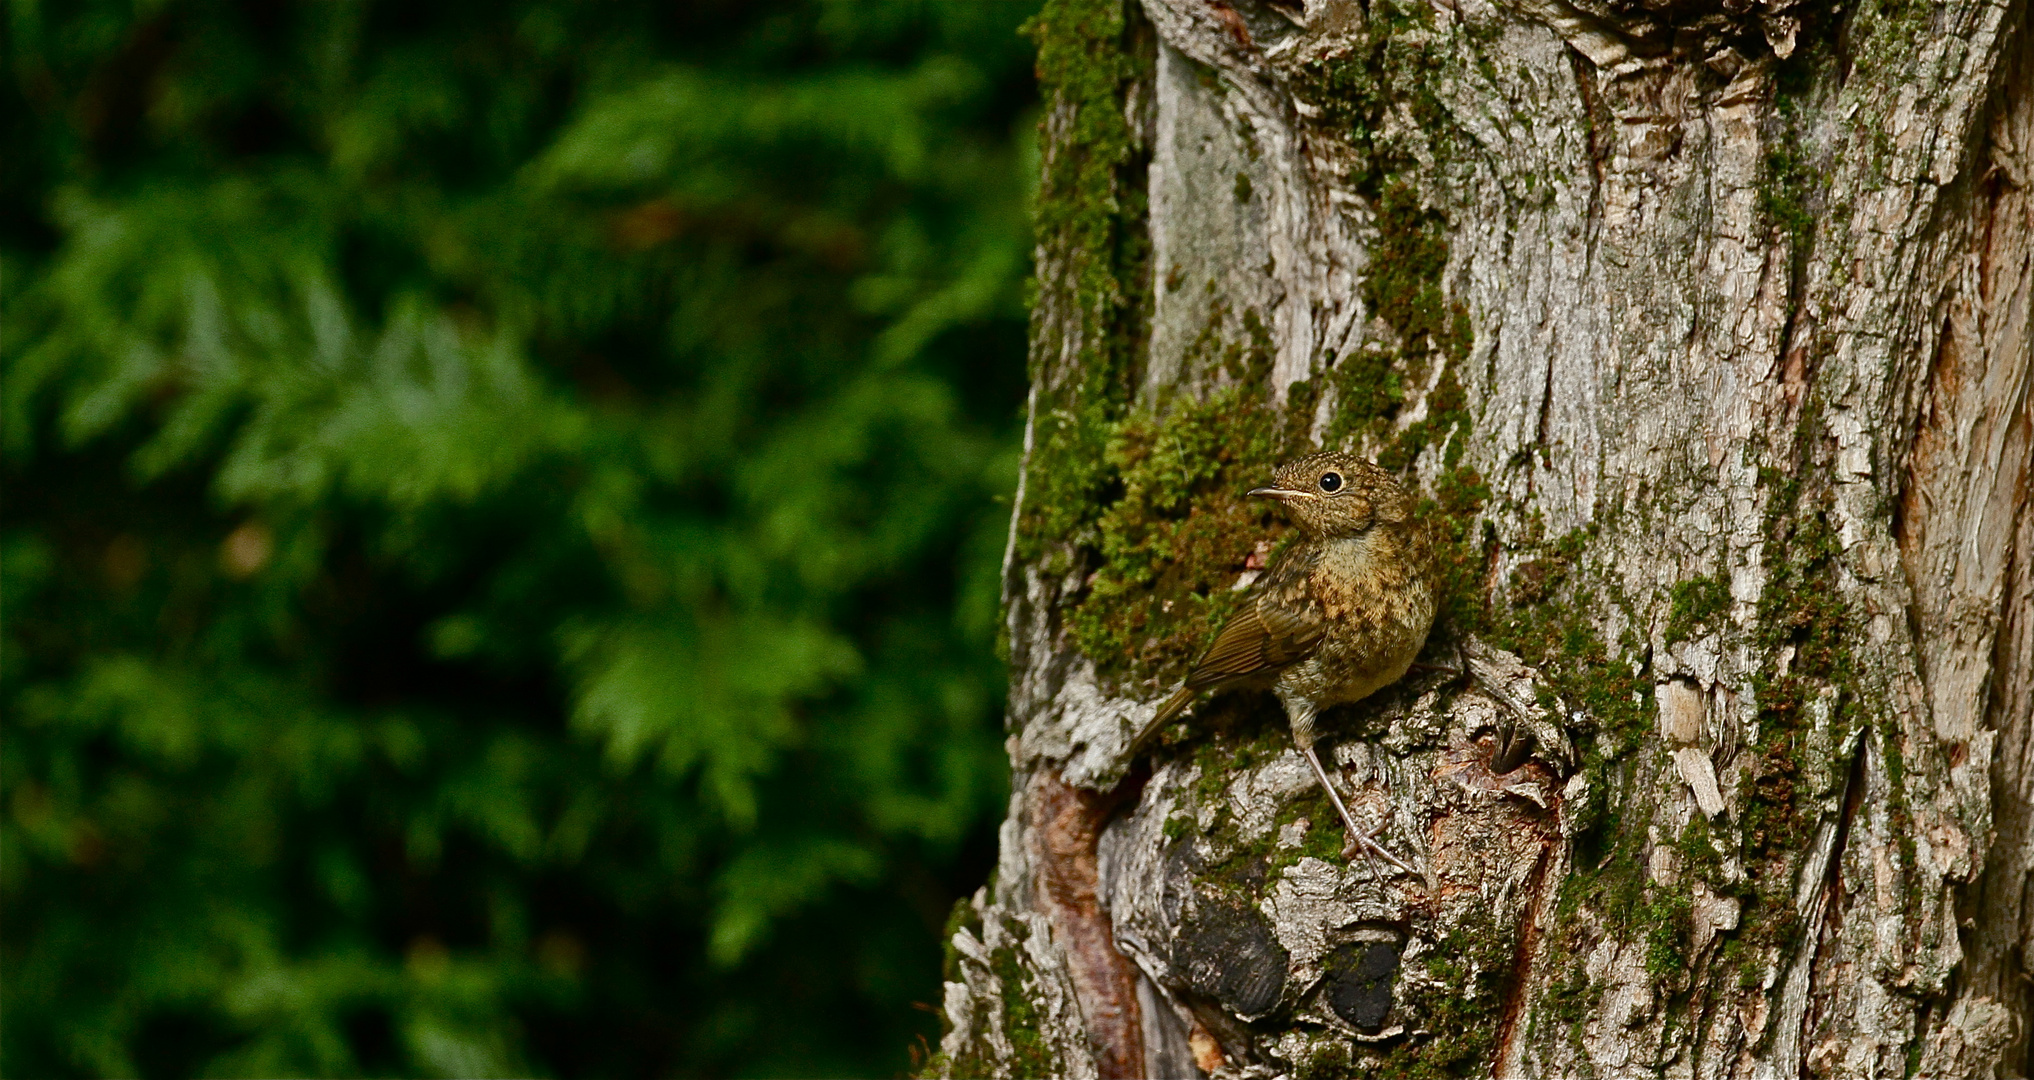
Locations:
1033;770;1150;1079
932;0;2034;1074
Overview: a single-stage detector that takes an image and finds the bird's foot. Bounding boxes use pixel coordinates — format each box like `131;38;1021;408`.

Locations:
1340;827;1413;873
1338;822;1379;861
1299;743;1416;874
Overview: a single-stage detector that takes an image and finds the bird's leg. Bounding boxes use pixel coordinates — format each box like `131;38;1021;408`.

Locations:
1298;744;1413;874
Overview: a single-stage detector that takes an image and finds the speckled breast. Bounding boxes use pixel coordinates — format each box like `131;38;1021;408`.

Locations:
1300;531;1437;708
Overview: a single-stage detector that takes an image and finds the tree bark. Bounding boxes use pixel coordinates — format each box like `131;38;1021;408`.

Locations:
932;0;2033;1075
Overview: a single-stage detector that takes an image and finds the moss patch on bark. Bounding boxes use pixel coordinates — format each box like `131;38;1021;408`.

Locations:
1064;383;1321;691
1382;909;1517;1078
1015;0;1153;571
988;932;1061;1079
1664;573;1731;646
1723;448;1877;982
1286;0;1457;197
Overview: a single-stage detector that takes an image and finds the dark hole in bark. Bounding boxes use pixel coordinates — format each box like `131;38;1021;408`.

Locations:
1491;719;1535;774
1324;939;1403;1033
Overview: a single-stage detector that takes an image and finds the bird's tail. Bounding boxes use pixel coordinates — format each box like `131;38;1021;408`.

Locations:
1131;685;1196;752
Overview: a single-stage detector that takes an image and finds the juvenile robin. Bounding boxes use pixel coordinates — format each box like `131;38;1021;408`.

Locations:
1132;451;1438;872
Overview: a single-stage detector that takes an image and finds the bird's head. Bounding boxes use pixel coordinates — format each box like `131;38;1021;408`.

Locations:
1250;452;1413;540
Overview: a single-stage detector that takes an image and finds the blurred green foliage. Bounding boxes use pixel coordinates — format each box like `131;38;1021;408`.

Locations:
1;2;1036;1075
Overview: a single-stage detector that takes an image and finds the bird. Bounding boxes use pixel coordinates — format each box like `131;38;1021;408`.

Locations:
1132;451;1438;872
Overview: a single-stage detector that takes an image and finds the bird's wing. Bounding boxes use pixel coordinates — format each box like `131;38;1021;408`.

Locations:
1183;590;1326;690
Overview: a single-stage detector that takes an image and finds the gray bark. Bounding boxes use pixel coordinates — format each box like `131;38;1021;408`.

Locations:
933;0;2033;1075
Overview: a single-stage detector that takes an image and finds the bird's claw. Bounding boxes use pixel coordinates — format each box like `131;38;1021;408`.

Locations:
1342;829;1415;874
1338;819;1382;861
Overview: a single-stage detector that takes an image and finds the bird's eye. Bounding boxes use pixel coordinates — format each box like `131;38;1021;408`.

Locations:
1318;471;1343;493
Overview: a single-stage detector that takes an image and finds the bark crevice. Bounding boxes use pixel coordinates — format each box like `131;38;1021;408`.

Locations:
1031;770;1150;1079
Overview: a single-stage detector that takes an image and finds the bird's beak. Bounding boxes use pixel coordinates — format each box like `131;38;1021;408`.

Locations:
1248;486;1315;502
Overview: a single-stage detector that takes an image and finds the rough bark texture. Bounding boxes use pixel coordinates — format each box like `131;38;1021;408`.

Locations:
932;0;2033;1075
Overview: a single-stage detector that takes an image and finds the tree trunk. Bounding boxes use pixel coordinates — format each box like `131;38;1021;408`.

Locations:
930;0;2033;1075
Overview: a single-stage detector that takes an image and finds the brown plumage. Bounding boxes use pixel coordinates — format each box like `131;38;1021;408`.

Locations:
1133;452;1438;869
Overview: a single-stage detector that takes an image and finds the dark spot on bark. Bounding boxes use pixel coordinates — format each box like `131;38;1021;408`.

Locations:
1490;721;1534;774
1161;842;1194;925
1173;898;1288;1016
1324;940;1401;1032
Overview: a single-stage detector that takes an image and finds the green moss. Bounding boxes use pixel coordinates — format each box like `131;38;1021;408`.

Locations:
1230;308;1278;387
1757;142;1819;244
1536;964;1598;1077
1294;1040;1357;1080
1285;0;1451;196
1675;813;1727;882
1490;527;1650;756
1157;717;1357;902
1664;574;1731;645
1740;675;1819;861
1759;2;1848;253
1879;723;1918;907
1021;396;1120;576
1291;47;1381;133
1383;354;1470;470
1720;933;1763;990
1326;344;1407;448
1849;0;1935;79
924;913;1059;1078
1382;910;1514;1078
941;896;985;984
1064;385;1303;690
1283;375;1324;447
1363;183;1456;358
1024;0;1149;341
1189;721;1284;801
1266;789;1348;876
1505;526;1583;608
1492;526;1700;1000
1016;0;1153;568
1183;720;1291;857
1553;780;1649;944
1710;403;1895;994
1294;0;1475;485
1641;885;1694;979
989;934;1061;1078
1328;183;1474;477
1421;466;1493;644
1745;461;1852;860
